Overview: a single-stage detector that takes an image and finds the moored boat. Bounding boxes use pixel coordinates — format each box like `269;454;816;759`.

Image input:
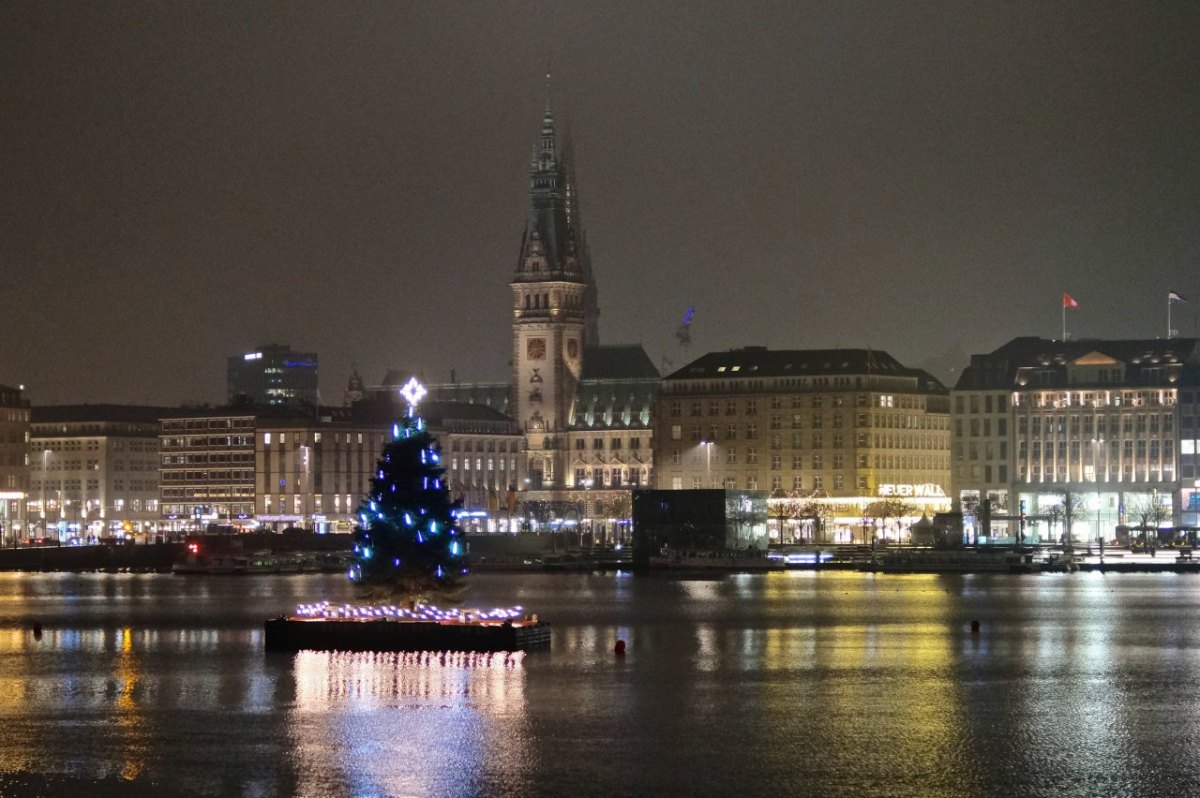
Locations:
868;549;1046;574
649;549;784;572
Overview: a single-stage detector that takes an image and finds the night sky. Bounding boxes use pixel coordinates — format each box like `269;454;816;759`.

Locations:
4;2;1199;405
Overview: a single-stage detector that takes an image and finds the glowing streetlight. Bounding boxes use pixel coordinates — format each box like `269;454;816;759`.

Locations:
699;440;714;488
39;449;51;539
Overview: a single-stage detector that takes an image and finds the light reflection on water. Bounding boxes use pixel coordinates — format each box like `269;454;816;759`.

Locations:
289;650;530;798
0;572;1198;796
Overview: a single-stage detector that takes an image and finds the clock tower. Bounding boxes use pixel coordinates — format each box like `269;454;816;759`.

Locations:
511;99;597;489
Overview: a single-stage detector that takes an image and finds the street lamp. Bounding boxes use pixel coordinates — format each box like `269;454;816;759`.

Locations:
699;440;714;488
1091;437;1104;552
300;444;311;531
39;449;51;540
580;477;593;548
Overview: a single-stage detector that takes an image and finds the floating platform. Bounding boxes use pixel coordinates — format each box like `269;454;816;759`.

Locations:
264;616;551;653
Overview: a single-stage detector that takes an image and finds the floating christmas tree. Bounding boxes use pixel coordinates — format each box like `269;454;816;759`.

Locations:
350;378;467;604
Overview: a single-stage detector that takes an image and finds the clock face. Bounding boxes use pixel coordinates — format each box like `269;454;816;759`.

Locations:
527;338;546;360
567;339;579;360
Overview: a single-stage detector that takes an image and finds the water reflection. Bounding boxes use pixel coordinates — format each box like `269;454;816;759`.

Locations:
114;627;148;781
289;650;530;798
0;573;1199;796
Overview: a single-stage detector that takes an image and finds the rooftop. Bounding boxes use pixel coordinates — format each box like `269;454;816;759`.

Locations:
665;347;944;388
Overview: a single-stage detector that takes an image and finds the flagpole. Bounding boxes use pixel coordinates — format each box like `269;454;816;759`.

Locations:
1062;301;1066;341
1168;294;1172;339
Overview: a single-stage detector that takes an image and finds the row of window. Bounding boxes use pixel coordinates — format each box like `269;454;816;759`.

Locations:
449;457;519;472
162;488;255;499
1019;464;1175;481
669;429;945;451
29;497;158;512
573;468;648;488
162;470;255;483
670;393;925;418
162;453;255;465
954;394;1010;414
164;419;254;431
1017;414;1173;435
1022;439;1174;456
670;474;850;492
572;437;644;451
163;436;254;449
956;418;1009;438
1012;390;1174;409
261;432;379;446
449;439;522;453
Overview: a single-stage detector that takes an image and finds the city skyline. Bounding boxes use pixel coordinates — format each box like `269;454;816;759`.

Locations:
5;2;1200;406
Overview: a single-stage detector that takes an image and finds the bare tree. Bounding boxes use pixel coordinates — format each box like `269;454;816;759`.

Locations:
795;496;835;544
768;488;792;545
596;494;633;547
1125;492;1171;548
1046;491;1089;547
866;498;917;544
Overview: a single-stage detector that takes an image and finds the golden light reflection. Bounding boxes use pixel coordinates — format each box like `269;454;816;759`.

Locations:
1024;576;1133;761
0;628;33;773
114;626;148;782
805;575;980;788
289;650;531;798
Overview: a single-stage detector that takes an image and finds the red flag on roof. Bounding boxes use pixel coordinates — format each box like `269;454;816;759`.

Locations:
1062;293;1079;309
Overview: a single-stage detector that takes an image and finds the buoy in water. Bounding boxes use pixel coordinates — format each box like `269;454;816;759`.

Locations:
970;620;980;634
614;639;626;656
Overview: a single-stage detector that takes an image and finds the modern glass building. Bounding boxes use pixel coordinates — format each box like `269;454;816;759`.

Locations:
227;344;318;407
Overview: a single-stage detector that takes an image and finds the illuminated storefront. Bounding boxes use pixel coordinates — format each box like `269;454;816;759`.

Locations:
655;347;952;542
953;338;1200;545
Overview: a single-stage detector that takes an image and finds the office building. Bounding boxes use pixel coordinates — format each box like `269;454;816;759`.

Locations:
227;344;318;406
30;405;178;541
951;337;1200;543
654;347;951;543
0;385;30;543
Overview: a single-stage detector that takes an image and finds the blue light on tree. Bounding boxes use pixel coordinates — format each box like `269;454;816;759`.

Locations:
350;383;466;604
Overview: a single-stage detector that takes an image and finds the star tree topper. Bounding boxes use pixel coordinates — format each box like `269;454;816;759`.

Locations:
400;377;427;417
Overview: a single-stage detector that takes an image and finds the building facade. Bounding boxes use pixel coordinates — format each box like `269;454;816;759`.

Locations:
255;411;385;534
227;344;319;406
510;100;600;490
654;348;951;543
1182;373;1200;528
0;385;30;544
30;405;173;542
160;409;257;531
951;337;1200;543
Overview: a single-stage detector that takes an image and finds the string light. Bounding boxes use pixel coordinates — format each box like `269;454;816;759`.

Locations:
294;601;526;624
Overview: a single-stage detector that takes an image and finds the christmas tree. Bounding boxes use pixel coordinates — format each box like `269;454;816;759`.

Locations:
350;387;467;604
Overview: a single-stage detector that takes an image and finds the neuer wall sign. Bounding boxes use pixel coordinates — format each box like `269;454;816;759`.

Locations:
877;484;947;498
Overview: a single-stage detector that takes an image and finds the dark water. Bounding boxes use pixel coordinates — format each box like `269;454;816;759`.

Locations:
1;570;1199;798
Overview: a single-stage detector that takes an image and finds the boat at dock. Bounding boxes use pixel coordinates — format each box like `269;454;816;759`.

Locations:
649;549;784;572
172;553;248;575
867;548;1046;574
173;550;353;575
